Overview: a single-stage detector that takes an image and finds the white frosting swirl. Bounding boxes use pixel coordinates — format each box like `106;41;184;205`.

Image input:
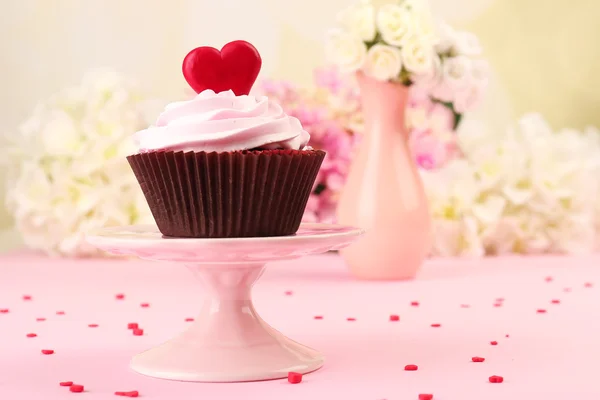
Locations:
134;90;310;152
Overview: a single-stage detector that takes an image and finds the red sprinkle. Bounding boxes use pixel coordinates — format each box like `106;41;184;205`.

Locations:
0;309;8;313
346;317;356;322
536;309;547;314
56;311;65;315
460;304;470;308
88;324;99;328
22;295;32;301
389;314;400;321
69;384;85;393
59;381;73;387
404;364;419;371
495;297;504;302
287;372;302;384
115;293;125;300
284;290;293;296
505;334;510;338
489;375;504;383
493;303;502;307
133;328;144;336
410;301;420;307
184;318;194;322
430;323;441;328
140;303;150;308
115;391;139;397
472;356;485;362
584;282;593;288
41;349;54;355
36;317;46;322
551;299;560;304
490;341;498;346
545;276;553;282
418;395;434;400
314;316;324;320
26;333;37;338
127;323;138;330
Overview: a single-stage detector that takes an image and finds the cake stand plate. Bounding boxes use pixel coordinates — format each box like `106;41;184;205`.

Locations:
86;223;363;382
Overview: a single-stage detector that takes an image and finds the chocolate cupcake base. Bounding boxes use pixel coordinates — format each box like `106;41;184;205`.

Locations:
127;149;325;238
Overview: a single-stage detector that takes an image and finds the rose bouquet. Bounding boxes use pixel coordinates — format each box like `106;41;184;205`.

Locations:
1;69;157;257
325;0;488;125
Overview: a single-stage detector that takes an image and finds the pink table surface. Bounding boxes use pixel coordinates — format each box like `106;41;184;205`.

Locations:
0;251;599;400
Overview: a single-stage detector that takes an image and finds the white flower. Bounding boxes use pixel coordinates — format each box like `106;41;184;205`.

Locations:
376;4;415;46
336;1;376;42
452;31;482;56
401;35;435;75
325;29;367;72
441;55;472;90
433;21;457;54
364;44;403;81
2;69;157;257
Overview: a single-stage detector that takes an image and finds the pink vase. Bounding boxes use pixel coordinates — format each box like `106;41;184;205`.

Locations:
336;73;432;280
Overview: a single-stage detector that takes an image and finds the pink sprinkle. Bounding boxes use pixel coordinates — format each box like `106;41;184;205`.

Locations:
564;287;572;293
88;324;99;328
41;349;54;355
56;311;65;315
184;318;194;322
410;301;420;307
404;364;418;371
140;303;150;308
489;375;504;383
460;304;470;308
0;309;9;313
346;317;356;322
537;309;547;314
115;391;139;397
495;297;504;302
115;293;125;300
26;333;37;338
472;357;485;362
314;316;324;320
505;334;510;338
22;295;32;301
284;291;293;296
584;282;593;288
430;323;441;328
287;372;302;384
389;315;400;322
490;341;498;346
545;276;553;283
132;328;144;336
493;303;502;307
36;317;46;322
551;299;560;304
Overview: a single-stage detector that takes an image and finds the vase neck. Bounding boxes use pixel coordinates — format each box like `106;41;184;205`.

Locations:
357;73;409;139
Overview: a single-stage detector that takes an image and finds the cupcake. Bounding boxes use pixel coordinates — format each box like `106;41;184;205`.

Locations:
127;41;325;238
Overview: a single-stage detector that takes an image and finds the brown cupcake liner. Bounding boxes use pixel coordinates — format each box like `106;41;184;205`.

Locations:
127;149;325;238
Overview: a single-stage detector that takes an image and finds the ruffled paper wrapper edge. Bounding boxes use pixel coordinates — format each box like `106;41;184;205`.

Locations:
127;149;326;238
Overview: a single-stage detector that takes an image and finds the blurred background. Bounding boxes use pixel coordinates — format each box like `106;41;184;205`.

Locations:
1;0;598;251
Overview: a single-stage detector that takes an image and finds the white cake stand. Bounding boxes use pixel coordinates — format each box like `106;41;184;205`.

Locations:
86;223;363;383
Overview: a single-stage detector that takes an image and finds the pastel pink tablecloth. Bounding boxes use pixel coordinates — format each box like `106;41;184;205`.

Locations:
1;251;599;400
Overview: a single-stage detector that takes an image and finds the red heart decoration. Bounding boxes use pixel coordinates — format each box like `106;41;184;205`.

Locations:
182;40;262;96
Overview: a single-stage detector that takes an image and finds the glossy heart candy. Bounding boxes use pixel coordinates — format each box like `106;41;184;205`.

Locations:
182;40;262;96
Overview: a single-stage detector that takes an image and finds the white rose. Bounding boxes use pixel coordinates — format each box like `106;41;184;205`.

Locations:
364;44;403;81
441;55;472;91
433;21;456;54
325;29;367;72
453;31;482;56
40;110;82;156
336;2;376;42
401;35;435;75
376;4;414;46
